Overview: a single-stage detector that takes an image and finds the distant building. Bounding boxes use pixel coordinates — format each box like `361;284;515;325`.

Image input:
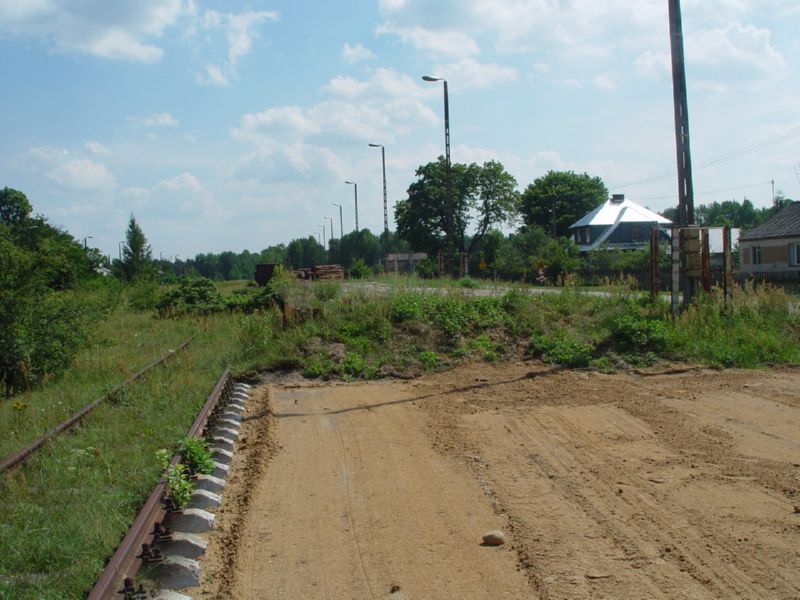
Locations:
386;252;427;273
569;194;672;252
739;202;800;274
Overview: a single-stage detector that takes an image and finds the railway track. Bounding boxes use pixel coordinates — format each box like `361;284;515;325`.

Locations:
87;367;251;599
0;339;192;473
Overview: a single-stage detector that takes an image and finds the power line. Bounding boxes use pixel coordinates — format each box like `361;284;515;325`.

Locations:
639;180;772;202
611;124;800;190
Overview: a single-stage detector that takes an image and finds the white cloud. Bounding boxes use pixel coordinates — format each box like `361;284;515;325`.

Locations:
533;62;550;74
635;22;785;91
129;112;179;127
375;23;480;58
432;58;517;89
0;0;185;62
592;72;619;90
23;145;117;190
197;64;230;86
342;43;377;64
85;140;109;155
194;9;279;86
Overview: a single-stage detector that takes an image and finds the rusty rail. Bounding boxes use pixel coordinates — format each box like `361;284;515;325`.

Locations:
0;339;192;474
88;367;232;600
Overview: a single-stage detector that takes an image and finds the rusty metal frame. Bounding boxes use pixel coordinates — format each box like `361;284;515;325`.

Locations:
0;340;192;473
87;367;231;600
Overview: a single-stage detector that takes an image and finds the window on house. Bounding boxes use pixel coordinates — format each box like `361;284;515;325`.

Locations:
630;226;642;240
580;228;590;244
752;246;762;265
790;243;800;266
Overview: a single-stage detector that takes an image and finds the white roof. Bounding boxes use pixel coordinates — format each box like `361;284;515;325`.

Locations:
570;197;672;229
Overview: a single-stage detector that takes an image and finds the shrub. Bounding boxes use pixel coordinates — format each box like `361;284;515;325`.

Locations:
459;277;479;289
348;258;370;279
418;350;440;370
127;281;160;311
156;277;226;317
529;334;593;368
390;292;422;323
610;315;671;353
180;437;214;475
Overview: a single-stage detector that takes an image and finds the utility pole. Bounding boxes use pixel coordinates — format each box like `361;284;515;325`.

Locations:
668;0;697;307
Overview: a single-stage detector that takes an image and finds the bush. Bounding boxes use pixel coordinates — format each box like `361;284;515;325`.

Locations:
156;277;226;317
127;281;160;311
390;293;422;323
529;333;593;368
459;277;479;289
610;315;671;353
348;258;370;279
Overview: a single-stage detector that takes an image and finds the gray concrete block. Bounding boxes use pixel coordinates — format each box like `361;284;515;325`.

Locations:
150;555;201;589
187;489;222;510
210;435;234;452
210;447;233;465
159;531;208;559
194;473;225;493
212;427;239;442
210;461;229;478
168;508;215;533
153;591;193;600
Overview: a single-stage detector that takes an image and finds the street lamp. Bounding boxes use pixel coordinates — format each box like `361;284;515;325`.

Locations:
332;203;344;239
369;143;389;262
83;236;93;249
345;181;358;233
422;74;454;277
325;216;334;242
118;241;124;261
318;224;326;249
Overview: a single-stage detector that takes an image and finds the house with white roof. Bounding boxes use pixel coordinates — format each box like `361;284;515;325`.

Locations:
569;194;672;252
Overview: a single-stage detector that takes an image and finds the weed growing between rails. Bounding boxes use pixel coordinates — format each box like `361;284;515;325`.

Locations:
0;312;242;599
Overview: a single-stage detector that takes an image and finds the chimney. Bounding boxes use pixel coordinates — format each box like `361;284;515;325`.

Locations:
611;193;625;204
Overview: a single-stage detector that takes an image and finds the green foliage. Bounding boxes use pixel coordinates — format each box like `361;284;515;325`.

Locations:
610;315;671;353
529;333;594;367
417;350;440;370
156;277;227;316
459;277;479;289
520;170;608;238
390;292;423;322
348;257;371;279
180;437;214;475
127;281;161;311
394;157;518;258
120;215;155;282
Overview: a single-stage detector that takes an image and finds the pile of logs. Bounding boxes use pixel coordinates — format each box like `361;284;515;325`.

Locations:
293;264;344;281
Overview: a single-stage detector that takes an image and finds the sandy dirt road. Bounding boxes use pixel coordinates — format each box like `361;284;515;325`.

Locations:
196;363;800;599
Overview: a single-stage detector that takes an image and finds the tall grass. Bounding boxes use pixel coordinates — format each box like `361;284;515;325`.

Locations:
0;307;242;598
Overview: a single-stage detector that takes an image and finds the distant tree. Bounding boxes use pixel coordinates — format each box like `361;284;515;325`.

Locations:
394;157;519;259
0;187;33;228
285;236;326;268
520;171;607;237
121;215;154;282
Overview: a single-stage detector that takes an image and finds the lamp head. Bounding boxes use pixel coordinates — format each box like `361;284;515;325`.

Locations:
422;75;442;82
345;180;355;185
368;143;382;148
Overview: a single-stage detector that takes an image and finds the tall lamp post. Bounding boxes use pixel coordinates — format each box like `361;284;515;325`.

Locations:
83;236;93;249
118;241;124;261
368;143;389;264
318;224;326;249
332;203;344;239
325;216;334;242
422;75;454;277
345;180;358;233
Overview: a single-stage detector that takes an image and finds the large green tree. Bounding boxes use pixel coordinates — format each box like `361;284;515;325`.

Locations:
394;157;518;259
520;171;608;237
121;215;154;281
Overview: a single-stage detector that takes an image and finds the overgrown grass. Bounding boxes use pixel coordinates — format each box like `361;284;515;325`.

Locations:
0;300;242;598
2;277;798;598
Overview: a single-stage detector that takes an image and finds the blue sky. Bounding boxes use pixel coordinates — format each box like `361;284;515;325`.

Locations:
1;0;799;259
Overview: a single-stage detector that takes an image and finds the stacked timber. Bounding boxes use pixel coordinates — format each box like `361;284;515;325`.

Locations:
314;264;344;280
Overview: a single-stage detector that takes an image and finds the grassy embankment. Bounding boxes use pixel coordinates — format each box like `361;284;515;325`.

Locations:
0;288;243;599
2;275;798;598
